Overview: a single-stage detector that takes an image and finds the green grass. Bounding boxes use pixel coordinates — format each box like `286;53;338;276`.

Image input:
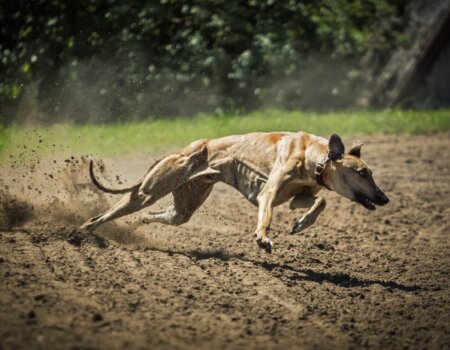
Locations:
1;109;449;159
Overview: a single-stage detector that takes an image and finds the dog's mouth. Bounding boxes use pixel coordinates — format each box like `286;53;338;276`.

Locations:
354;193;376;211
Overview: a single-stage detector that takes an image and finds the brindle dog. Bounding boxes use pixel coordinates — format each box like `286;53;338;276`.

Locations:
81;132;389;252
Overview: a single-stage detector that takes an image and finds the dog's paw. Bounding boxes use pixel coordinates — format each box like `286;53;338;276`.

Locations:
80;222;94;232
256;237;273;253
291;217;311;234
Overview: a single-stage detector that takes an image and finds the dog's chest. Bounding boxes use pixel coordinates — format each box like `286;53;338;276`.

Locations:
226;158;316;205
272;173;317;205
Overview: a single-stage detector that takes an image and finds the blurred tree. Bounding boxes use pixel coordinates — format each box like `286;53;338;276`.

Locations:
0;0;407;123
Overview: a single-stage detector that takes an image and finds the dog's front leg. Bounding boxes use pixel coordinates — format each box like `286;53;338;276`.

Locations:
290;196;326;233
255;187;277;253
255;162;296;252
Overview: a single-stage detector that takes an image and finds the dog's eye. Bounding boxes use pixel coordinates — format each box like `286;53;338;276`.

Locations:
358;169;368;177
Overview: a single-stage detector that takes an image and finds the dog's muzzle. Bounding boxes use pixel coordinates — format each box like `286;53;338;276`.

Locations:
355;187;389;210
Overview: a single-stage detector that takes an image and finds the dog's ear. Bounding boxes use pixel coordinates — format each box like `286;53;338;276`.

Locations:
348;141;363;158
328;134;345;160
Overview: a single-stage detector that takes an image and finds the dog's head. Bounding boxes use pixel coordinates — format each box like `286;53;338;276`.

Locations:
323;134;389;210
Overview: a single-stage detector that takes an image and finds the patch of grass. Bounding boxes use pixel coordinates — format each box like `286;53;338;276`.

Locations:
1;109;449;159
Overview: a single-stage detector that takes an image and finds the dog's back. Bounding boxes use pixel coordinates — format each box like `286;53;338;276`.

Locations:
205;132;291;171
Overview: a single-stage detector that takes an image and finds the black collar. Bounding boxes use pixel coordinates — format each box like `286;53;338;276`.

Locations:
315;156;332;190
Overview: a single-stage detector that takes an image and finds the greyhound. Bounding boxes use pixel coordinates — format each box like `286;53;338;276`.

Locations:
81;132;389;252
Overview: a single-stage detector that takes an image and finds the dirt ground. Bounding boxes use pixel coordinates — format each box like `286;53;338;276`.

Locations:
0;133;449;350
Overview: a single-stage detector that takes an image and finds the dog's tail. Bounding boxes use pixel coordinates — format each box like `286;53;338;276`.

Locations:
88;159;140;194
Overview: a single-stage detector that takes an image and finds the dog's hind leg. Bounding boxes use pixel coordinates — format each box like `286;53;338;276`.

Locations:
290;195;326;233
81;140;213;232
142;180;213;226
81;188;150;232
80;163;191;233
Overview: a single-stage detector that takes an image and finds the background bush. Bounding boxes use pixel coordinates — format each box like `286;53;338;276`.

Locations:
0;0;407;123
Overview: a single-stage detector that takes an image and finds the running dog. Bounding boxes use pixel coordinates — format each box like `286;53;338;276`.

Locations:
81;132;389;252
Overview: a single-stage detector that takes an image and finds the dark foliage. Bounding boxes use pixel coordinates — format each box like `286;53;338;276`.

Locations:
0;0;407;123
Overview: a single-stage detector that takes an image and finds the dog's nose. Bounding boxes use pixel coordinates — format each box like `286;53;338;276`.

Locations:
377;190;389;205
380;194;389;205
375;187;389;205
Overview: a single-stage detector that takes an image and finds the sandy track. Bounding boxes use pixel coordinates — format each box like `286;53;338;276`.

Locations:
1;133;449;349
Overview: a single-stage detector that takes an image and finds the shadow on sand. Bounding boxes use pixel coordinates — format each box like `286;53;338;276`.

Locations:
255;261;422;292
142;245;422;292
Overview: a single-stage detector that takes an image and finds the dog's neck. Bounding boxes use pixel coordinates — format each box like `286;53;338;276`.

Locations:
304;141;332;189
